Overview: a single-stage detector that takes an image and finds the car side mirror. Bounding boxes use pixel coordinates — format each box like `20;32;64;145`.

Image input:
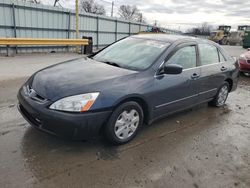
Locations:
163;64;183;74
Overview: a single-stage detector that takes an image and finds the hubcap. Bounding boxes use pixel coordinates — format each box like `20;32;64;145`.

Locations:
244;72;250;77
114;109;140;140
217;85;228;106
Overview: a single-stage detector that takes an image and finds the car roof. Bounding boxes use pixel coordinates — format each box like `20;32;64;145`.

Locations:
132;33;220;48
132;34;232;57
132;34;203;43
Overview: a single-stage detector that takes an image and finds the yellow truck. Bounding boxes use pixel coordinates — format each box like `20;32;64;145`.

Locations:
209;25;231;45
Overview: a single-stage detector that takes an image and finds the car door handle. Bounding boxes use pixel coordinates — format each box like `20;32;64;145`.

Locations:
221;66;227;71
191;73;200;79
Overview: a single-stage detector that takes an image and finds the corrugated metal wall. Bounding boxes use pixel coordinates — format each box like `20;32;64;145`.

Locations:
0;0;180;54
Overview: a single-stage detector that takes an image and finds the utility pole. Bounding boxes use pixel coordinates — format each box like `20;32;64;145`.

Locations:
154;20;157;26
75;0;80;52
111;1;114;17
139;13;142;23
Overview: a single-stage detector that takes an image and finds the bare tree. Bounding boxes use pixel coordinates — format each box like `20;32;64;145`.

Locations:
118;5;144;22
200;22;212;35
138;13;147;23
80;0;106;15
186;22;213;35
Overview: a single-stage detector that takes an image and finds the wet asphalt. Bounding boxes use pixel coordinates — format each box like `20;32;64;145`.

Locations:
0;46;249;188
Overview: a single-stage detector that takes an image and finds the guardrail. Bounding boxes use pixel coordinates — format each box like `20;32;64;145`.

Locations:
0;38;89;56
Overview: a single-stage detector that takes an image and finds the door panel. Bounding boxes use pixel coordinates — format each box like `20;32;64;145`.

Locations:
199;64;225;100
151;44;200;119
197;44;227;101
152;67;201;119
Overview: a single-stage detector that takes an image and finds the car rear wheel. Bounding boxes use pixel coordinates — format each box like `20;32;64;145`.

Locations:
209;82;230;107
243;72;250;77
105;101;143;145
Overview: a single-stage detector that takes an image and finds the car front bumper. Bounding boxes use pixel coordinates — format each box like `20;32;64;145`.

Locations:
17;89;112;140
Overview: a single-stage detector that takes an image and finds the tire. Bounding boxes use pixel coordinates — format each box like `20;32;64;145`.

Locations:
243;72;250;77
209;82;230;107
105;101;144;145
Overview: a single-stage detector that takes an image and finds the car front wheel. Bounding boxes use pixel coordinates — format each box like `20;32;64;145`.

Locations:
105;101;143;145
209;82;230;107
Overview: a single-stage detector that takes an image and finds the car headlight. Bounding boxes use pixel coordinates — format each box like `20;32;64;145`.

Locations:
239;54;247;60
49;92;99;112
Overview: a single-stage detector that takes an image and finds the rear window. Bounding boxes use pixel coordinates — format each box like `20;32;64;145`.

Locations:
218;50;226;62
199;44;219;65
219;47;233;61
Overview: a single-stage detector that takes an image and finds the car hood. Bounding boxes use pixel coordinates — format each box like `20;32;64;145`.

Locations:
242;51;250;59
31;57;137;100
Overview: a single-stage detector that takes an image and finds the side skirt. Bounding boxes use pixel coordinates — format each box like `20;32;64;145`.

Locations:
148;98;214;125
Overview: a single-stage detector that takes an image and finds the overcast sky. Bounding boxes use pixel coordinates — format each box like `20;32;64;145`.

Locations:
41;0;250;31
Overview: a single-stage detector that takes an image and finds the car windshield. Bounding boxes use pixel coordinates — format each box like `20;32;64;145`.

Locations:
92;37;170;70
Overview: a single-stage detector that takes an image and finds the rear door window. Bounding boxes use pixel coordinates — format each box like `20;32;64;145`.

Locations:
218;50;226;62
167;45;197;69
199;44;219;66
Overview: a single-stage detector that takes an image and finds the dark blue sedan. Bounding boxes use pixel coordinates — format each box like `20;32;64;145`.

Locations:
18;34;239;144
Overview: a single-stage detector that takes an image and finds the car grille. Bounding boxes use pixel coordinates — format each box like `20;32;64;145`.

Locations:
24;85;47;103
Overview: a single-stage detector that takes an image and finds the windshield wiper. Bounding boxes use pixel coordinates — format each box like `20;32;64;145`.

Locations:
102;61;121;68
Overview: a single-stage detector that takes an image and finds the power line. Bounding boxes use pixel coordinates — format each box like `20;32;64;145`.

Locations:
98;0;113;4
